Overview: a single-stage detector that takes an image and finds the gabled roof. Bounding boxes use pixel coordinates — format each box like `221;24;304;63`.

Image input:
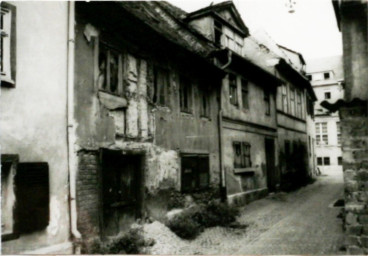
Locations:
185;1;249;36
277;44;306;66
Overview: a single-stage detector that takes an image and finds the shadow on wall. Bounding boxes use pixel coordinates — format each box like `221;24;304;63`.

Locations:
279;141;314;192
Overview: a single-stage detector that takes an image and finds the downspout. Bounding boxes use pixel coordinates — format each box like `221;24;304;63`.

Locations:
218;49;232;202
67;1;82;253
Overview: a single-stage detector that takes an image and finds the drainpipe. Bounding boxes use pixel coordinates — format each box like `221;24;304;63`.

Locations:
67;1;82;253
218;49;232;202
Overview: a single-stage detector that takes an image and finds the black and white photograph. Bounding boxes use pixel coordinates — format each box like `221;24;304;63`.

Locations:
1;0;367;254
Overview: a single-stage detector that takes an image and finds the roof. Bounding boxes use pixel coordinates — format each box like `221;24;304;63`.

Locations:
277;44;306;66
118;1;218;59
185;1;249;36
306;55;344;78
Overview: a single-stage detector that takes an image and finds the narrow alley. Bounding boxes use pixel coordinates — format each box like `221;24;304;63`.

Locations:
144;169;345;255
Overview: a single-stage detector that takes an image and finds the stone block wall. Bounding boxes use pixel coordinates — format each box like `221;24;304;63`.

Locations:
340;101;368;254
76;150;101;238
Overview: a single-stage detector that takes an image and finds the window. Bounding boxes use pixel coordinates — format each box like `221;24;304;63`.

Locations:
1;3;16;87
241;78;249;110
307;75;312;81
324;92;331;99
336;122;341;145
306;96;314;117
179;76;192;112
290;86;295;115
282;84;288;113
264;89;270;115
229;74;238;106
296;91;302;118
324;72;330;79
181;155;209;192
233;142;251;168
214;20;222;45
98;43;124;95
323;157;330;166
316;122;328;145
317;157;323;166
154;66;170;106
200;87;210;117
338;157;342;165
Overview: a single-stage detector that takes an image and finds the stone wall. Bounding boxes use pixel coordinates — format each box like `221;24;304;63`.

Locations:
340;101;368;254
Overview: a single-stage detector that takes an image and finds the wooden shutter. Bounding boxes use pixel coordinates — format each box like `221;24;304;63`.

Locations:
15;163;49;234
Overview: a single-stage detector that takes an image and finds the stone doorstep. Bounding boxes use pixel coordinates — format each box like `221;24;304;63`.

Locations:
21;242;73;254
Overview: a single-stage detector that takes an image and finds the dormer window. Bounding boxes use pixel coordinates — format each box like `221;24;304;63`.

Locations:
214;20;222;45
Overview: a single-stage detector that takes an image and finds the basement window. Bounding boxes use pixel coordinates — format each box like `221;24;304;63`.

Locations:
1;2;16;87
181;155;209;192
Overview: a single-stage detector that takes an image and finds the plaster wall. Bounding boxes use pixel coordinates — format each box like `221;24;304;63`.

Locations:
0;2;71;253
222;75;277;128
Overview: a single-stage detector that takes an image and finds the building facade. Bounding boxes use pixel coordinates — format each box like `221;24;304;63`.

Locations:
73;1;224;240
1;2;73;254
306;56;344;173
185;2;282;204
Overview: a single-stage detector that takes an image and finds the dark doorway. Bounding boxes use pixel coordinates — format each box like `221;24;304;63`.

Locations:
265;138;276;192
100;150;143;237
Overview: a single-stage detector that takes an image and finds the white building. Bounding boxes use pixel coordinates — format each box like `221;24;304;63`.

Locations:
306;56;344;173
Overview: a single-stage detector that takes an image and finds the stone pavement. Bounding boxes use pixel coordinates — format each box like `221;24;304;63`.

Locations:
144;168;345;255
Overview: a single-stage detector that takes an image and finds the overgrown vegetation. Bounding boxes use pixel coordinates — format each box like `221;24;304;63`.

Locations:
82;226;154;254
166;200;239;240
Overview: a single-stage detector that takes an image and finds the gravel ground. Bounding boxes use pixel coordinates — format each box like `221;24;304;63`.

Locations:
143;169;345;255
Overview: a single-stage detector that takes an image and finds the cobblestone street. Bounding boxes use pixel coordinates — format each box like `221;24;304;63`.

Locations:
144;169;345;255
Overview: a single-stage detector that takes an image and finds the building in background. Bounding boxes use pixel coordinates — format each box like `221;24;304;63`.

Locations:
330;0;368;254
186;1;282;205
306;56;344;173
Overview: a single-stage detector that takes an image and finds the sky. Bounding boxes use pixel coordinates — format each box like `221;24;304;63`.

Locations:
168;0;342;61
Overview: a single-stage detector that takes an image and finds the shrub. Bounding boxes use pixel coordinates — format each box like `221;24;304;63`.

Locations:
166;200;239;240
83;226;150;254
166;209;203;240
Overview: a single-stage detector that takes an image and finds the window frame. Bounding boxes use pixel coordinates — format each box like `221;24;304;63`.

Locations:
229;73;238;106
317;157;323;166
316;122;328;145
199;86;210;118
323;157;330;166
264;89;271;115
181;155;210;192
1;2;16;88
98;41;125;97
324;91;331;99
282;84;288;113
241;78;249;110
179;75;192;113
233;141;251;169
153;66;170;107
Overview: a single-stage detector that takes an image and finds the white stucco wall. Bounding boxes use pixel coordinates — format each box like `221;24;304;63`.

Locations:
0;2;71;253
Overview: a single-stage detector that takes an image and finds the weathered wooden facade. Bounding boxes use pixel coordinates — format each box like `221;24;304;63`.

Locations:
73;1;224;239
